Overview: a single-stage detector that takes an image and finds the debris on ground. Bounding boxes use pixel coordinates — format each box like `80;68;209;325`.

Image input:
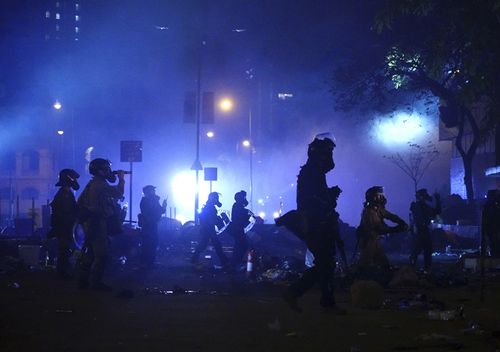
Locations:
350;280;384;309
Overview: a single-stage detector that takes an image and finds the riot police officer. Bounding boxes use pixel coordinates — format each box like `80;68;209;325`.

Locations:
482;190;500;257
282;136;345;313
191;192;229;267
409;188;441;271
139;185;167;268
228;190;252;270
49;168;80;279
357;186;408;271
77;158;125;291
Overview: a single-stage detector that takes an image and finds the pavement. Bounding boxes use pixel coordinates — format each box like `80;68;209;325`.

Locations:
1;229;500;352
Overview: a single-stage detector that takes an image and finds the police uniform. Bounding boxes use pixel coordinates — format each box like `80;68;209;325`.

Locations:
50;187;78;277
77;163;124;290
191;193;228;266
229;192;251;268
409;190;441;270
139;186;166;267
358;205;406;270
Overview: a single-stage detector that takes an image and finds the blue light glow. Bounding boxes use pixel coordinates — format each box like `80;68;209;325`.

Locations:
374;112;429;146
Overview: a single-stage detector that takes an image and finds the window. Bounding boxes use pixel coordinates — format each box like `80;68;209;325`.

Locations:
21;187;39;200
75;15;80;21
75;26;79;33
45;11;50;18
21;150;39;174
55;13;60;20
56;2;60;8
75;3;80;11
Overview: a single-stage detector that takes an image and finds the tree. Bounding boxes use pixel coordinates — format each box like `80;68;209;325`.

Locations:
332;0;500;202
384;142;439;193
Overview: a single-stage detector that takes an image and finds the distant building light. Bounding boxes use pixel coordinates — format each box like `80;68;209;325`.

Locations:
242;140;251;148
55;24;60;31
53;100;62;110
485;166;500;177
75;15;80;21
75;37;79;41
206;131;214;138
258;211;266;219
55;13;60;20
45;11;50;18
273;211;280;219
75;3;80;11
56;2;60;7
57;130;64;135
257;198;264;205
278;93;293;100
75;26;79;33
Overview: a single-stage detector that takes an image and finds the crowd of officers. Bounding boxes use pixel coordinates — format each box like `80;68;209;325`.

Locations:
48;139;500;312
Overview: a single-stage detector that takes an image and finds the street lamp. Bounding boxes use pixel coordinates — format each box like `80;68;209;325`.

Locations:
220;97;254;210
53;100;75;168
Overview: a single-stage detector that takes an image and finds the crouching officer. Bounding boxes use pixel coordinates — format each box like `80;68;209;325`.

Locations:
49;168;80;279
77;158;125;291
357;186;408;272
139;185;167;268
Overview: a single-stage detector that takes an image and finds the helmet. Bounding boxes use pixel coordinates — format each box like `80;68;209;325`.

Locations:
207;192;222;207
416;188;432;201
307;137;336;173
143;185;156;194
234;190;248;206
365;186;386;206
89;158;115;182
55;168;80;190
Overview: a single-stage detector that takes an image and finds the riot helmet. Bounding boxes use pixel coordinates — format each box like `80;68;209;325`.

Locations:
365;186;386;206
416;188;432;202
55;168;80;190
89;158;115;182
207;192;222;207
143;185;156;196
234;190;248;207
307;135;336;173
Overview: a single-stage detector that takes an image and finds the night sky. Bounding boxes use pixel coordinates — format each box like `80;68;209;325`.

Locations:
0;0;450;225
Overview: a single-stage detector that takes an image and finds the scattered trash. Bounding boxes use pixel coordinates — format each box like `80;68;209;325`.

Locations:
381;325;397;329
55;309;73;314
267;318;281;331
8;282;20;289
427;306;464;321
461;321;485;335
351;280;384;309
115;289;134;299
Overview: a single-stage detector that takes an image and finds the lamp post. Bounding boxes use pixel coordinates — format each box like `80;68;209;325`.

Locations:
53;100;75;168
222;96;253;211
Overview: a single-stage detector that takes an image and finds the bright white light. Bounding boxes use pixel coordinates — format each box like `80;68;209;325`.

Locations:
57;130;64;135
219;98;233;112
206;131;214;138
171;171;211;221
53;100;62;110
273;211;280;219
374;112;429;146
242;140;250;148
257;198;264;205
258;211;266;218
175;214;186;224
